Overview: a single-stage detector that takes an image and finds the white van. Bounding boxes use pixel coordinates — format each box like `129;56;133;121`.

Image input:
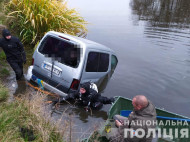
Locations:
27;31;118;97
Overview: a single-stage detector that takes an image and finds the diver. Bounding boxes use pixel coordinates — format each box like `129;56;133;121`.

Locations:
65;82;115;111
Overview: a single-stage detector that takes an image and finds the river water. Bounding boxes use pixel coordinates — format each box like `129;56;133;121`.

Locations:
6;0;190;141
67;0;190;117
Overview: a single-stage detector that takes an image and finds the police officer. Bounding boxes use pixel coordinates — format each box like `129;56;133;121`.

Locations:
0;29;26;80
66;82;115;111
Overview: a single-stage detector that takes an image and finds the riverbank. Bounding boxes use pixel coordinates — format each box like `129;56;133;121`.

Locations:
0;0;92;141
0;1;70;141
0;80;69;141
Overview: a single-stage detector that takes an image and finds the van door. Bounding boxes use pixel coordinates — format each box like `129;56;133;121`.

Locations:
34;35;81;93
81;51;110;92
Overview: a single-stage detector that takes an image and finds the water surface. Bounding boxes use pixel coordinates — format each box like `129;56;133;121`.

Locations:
67;0;190;117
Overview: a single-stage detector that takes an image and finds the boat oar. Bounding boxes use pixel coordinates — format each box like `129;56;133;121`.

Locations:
120;110;190;122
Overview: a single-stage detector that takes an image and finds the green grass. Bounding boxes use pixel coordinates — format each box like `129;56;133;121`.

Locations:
0;51;9;68
0;68;10;76
0;82;66;142
0;51;6;60
0;99;64;142
0;82;8;102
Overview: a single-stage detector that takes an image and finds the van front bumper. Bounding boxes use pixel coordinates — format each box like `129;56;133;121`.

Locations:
26;66;68;97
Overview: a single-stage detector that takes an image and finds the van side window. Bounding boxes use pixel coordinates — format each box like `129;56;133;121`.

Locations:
111;55;118;70
38;36;80;68
86;52;109;72
110;55;118;76
98;53;109;72
86;52;99;72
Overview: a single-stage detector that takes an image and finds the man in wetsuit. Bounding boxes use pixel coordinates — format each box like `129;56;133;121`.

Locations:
66;82;115;110
0;29;26;80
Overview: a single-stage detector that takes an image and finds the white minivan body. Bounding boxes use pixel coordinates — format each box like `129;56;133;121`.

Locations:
27;31;118;97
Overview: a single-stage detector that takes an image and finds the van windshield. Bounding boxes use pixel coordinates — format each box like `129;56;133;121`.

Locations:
38;36;80;68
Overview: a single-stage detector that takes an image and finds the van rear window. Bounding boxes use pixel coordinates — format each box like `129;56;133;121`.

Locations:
86;52;109;72
38;36;80;68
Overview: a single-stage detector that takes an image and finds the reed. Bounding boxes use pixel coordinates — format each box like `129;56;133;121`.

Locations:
5;0;87;44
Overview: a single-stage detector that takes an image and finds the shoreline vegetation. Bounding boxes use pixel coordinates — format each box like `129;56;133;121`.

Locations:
0;0;88;141
0;81;70;141
5;0;87;44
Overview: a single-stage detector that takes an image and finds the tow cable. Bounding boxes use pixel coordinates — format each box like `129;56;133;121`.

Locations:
27;82;93;115
27;82;59;98
27;82;74;106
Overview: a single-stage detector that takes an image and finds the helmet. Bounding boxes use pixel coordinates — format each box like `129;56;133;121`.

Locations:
80;82;99;95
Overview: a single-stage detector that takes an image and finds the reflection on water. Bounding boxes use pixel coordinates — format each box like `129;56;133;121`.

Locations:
130;0;190;49
51;101;107;123
50;101;108;141
130;0;190;28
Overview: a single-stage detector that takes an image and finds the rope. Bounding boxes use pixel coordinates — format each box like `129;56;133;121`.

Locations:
27;82;75;107
27;82;59;98
27;82;94;115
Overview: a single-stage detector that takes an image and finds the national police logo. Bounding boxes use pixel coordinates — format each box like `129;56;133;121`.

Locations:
104;124;111;133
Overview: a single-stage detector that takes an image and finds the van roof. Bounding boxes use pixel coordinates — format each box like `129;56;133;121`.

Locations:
47;31;115;53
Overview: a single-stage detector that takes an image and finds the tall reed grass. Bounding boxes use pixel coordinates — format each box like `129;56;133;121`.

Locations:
5;0;87;44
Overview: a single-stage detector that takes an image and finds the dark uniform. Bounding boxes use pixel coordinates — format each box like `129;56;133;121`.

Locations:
66;82;115;110
0;29;26;80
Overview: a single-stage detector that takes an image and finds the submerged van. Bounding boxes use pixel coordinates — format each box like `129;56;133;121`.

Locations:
27;31;118;97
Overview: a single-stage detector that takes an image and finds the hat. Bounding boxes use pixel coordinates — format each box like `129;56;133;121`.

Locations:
80;82;90;94
2;29;11;39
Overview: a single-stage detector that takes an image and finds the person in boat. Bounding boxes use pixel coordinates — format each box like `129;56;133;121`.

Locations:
110;95;156;142
0;29;26;80
65;82;115;111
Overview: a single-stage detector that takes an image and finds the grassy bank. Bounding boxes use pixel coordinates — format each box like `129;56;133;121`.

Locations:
0;82;8;101
0;49;10;77
0;102;64;141
0;0;82;140
0;81;69;142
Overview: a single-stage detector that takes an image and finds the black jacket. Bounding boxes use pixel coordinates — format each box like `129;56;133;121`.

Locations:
68;88;100;105
66;82;113;108
0;33;26;62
